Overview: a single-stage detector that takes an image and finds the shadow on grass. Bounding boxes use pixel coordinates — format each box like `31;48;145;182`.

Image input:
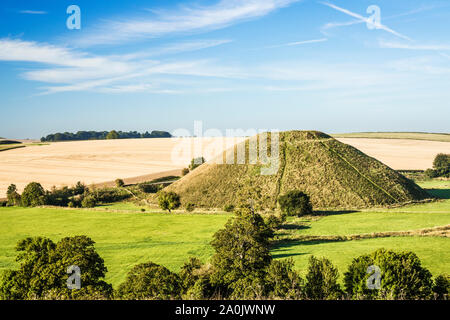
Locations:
312;210;358;217
425;188;450;199
279;224;310;230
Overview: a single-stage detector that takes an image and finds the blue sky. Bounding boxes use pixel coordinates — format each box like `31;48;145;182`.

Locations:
0;0;449;139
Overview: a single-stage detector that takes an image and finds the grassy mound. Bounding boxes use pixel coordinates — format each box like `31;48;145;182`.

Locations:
166;131;430;210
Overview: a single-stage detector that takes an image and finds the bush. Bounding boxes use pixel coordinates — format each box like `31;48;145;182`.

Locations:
304;256;342;300
223;204;235;212
81;195;97;208
181;168;190;176
158;191;181;213
92;188;131;203
21;182;46;207
431;153;450;178
265;259;304;299
6;184;21;206
106;130;119;139
278;190;313;216
138;183;160;193
116;262;181;299
185;203;195;212
189;157;206;171
0;236;112;300
433;274;449;300
115;179;125;188
344;248;433;300
424;168;439;179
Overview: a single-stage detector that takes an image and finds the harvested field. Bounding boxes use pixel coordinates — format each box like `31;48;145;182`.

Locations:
1;135;448;198
336;138;450;170
0;137;244;197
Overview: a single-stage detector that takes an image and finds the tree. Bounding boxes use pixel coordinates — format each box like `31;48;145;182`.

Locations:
81;195;97;208
158;191;181;213
278;190;313;216
21;182;46;207
106;130;119;139
265;259;304;299
189;157;206;170
210;208;273;296
344;249;433;300
433;274;449;300
115;178;125;188
116;262;181;299
6;184;21;206
432;153;450;177
0;236;112;300
181;168;190;176
304;256;342;300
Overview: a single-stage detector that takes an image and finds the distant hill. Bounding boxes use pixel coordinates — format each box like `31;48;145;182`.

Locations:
331;132;450;143
166;131;430;210
41;130;172;142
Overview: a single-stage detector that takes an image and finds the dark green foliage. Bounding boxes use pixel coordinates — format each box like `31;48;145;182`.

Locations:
106;130;119;140
115;179;125;187
344;249;433;300
6;184;21;206
304;256;342;300
21;182;46;207
181;168;190;176
278;190;313;216
41;130;172;142
81;195;97;208
432;153;450;178
0;140;21;145
116;262;181;299
158;191;181;213
178;257;213;299
433;274;449;300
185;203;195;212
189;157;206;170
265;259;304;299
138;183;160;193
264;213;286;230
424;168;439;179
223;204;235;212
0;236;112;300
91;187;131;203
210;209;273;296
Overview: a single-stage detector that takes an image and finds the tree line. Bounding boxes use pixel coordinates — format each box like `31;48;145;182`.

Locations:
40;130;172;142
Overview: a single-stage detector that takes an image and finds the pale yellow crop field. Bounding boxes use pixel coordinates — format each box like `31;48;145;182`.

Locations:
1;137;449;198
0;137;244;198
337;138;450;171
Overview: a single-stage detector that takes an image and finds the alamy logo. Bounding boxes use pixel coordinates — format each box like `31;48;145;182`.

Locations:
171;121;280;175
66;5;81;30
366;265;381;290
67;265;81;290
366;5;381;30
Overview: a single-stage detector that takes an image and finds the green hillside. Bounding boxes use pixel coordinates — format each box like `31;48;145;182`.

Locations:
167;131;430;210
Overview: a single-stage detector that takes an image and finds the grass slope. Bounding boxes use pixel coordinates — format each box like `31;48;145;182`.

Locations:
331;132;450;142
167;131;429;210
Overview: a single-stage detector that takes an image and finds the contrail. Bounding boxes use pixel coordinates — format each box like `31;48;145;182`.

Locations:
320;1;412;41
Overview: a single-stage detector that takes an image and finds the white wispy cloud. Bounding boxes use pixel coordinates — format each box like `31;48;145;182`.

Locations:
19;10;47;15
379;40;450;51
266;38;328;48
320;2;411;41
74;0;300;46
0;38;243;94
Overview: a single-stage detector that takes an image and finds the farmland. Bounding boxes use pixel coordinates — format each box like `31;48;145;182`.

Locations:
0;178;448;288
1;135;449;198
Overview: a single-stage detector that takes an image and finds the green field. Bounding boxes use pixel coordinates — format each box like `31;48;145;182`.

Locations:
1;199;449;287
331;132;450;142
